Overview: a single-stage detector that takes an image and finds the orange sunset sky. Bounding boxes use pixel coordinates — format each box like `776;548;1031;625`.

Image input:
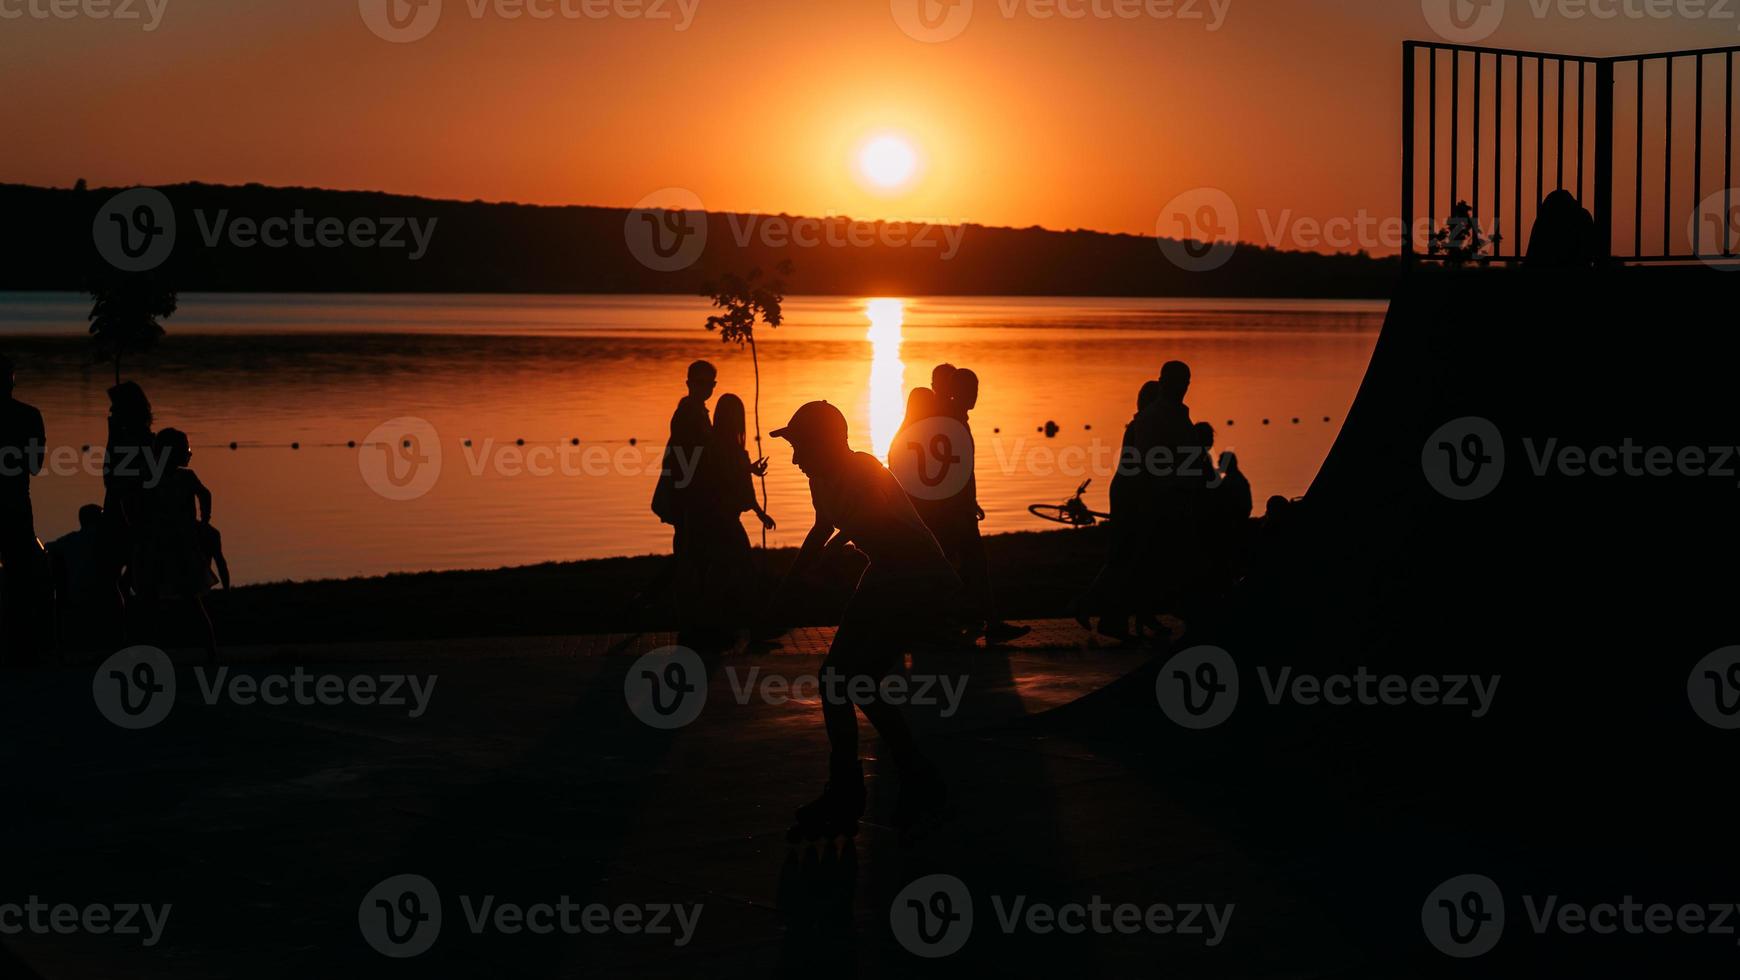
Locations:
2;0;1732;244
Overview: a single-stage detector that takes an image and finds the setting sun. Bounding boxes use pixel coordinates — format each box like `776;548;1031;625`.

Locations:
857;135;919;191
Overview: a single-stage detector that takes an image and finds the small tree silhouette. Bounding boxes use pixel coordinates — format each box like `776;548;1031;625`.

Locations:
88;274;177;385
703;261;792;547
1428;200;1502;267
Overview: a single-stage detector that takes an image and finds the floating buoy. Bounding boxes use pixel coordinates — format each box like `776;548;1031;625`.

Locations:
1261;419;1270;426
1323;416;1331;422
347;440;357;449
515;438;525;447
464;439;472;447
80;444;90;453
1291;417;1300;424
291;442;300;450
229;442;237;450
571;438;579;446
993;427;1001;434
629;437;638;446
1084;424;1092;431
1226;420;1235;427
1043;421;1060;438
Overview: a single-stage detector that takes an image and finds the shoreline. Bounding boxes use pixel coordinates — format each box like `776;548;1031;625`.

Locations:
193;525;1113;647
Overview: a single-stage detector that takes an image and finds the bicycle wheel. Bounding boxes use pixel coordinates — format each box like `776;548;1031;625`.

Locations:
1029;504;1090;526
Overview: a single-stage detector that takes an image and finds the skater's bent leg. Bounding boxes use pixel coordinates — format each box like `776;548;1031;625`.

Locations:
819;621;875;769
854;693;920;768
821;614;922;770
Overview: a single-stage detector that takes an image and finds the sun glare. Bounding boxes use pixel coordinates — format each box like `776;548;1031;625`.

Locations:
866;298;907;458
858;136;918;191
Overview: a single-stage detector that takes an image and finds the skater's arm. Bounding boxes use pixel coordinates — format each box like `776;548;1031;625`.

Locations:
819;530;853;559
788;522;833;579
767;521;832;615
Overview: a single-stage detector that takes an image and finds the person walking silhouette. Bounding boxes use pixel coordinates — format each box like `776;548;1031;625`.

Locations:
767;401;960;841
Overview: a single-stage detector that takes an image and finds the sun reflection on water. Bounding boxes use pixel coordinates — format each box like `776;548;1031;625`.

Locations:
865;298;907;459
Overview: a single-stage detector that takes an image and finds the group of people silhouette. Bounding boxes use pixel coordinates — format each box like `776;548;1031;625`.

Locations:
649;360;777;650
648;356;1269;840
651;358;1048;839
892;363;1031;646
0;355;228;668
1078;359;1255;644
651;359;1031;653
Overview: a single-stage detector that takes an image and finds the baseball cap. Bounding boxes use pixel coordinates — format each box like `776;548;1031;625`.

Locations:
770;401;848;445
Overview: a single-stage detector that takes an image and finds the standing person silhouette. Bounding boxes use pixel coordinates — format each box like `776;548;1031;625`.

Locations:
889;386;952;550
647;360;717;619
1078;380;1162;642
934;369;1029;644
1144;360;1203;633
137;428;219;666
1193;421;1248;603
768;401;960;841
680;392;775;651
0;354;48;665
99;382;156;643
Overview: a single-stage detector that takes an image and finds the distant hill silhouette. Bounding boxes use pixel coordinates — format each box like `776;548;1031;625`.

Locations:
1;182;1397;297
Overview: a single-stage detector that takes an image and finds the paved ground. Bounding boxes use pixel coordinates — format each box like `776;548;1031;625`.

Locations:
182;616;1148;665
5;620;1352;979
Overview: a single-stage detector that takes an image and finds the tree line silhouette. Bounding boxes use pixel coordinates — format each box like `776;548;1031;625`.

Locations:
2;182;1399;298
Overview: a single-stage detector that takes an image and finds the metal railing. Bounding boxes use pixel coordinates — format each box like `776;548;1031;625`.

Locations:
1402;41;1740;266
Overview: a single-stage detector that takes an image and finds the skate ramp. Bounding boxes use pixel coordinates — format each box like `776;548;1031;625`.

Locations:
1048;264;1739;719
1018;265;1740;971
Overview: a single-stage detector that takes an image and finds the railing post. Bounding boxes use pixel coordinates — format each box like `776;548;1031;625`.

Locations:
1593;58;1615;265
1402;43;1417;264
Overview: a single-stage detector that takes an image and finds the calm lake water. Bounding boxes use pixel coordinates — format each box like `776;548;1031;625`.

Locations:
0;293;1384;584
